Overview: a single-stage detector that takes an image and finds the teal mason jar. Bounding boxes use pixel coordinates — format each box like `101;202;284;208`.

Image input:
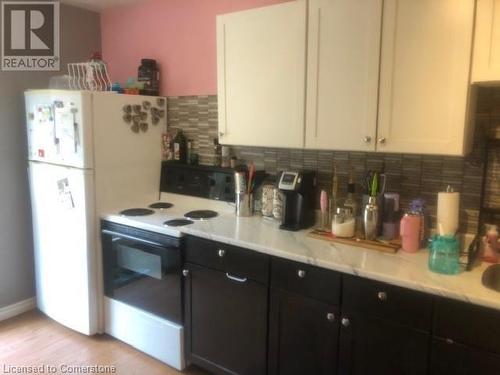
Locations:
428;235;460;275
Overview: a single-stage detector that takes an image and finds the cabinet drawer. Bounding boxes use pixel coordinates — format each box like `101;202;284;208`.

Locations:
185;236;269;284
434;297;500;355
342;275;433;331
430;337;500;375
271;257;341;305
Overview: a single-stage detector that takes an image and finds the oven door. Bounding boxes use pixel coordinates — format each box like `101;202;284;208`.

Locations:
101;226;181;324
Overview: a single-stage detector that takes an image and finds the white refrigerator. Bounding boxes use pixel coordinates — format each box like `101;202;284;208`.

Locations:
25;90;166;335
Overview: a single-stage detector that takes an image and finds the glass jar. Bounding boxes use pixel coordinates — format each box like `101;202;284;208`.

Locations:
261;185;274;217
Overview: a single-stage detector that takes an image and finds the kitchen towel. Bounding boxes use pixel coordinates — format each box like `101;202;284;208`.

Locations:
437;190;460;235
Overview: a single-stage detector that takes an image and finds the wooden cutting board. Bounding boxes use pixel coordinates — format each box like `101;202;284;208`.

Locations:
308;229;400;254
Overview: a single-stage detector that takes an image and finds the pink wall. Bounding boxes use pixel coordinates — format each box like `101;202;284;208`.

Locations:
101;0;289;96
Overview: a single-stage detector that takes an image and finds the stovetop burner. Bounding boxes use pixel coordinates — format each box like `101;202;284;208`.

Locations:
164;219;194;227
120;208;155;216
184;210;218;220
149;202;173;209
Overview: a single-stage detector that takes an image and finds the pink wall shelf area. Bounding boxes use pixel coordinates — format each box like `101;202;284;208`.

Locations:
101;0;289;96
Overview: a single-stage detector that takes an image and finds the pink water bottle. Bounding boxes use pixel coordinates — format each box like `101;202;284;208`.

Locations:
400;213;421;253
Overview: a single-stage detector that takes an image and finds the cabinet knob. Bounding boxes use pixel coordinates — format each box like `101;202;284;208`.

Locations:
182;269;190;277
327;313;335;322
378;137;386;144
297;270;306;278
219;131;224;137
363;136;371;143
218;249;226;257
341;317;350;327
377;291;387;301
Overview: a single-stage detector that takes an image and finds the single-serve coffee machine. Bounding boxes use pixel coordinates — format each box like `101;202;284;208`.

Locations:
278;170;316;231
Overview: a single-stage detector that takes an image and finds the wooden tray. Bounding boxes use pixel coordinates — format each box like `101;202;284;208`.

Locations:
308;229;400;254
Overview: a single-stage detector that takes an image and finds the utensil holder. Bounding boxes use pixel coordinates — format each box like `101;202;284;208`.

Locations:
363;194;384;235
236;193;253;217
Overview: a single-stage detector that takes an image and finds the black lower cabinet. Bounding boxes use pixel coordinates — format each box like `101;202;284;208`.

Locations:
430;337;500;375
184;263;268;375
268;288;339;375
338;311;429;375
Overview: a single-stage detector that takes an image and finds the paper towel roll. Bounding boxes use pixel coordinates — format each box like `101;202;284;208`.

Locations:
437;191;460;235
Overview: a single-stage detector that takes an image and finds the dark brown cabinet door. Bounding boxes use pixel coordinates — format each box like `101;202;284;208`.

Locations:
338;311;429;375
184;263;268;375
268;288;339;375
430;337;500;375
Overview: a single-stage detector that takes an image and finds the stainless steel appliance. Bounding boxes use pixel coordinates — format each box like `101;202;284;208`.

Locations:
277;170;316;231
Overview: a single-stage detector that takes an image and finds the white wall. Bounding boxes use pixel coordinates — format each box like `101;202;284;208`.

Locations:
0;5;101;308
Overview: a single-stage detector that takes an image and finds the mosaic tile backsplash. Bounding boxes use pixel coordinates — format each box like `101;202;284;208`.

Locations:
167;88;500;234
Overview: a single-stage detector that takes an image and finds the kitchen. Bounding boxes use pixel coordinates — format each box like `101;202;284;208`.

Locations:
1;0;500;374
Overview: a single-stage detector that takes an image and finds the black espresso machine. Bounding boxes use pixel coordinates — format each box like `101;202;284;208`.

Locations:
277;170;316;231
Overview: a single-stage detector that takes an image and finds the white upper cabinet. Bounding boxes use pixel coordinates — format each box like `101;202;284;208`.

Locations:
216;1;307;148
472;0;500;83
377;0;475;155
305;0;382;151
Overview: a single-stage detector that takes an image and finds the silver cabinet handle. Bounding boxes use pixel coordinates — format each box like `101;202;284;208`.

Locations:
377;291;387;301
297;270;306;278
218;249;226;257
341;317;350;327
378;137;386;144
363;136;371;143
327;313;335;322
182;269;189;277
226;273;247;283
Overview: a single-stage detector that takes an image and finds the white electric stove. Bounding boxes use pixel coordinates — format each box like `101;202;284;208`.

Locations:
102;192;235;237
100;163;236;370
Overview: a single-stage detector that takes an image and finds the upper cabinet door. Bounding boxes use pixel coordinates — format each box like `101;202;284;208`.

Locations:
305;0;382;151
472;0;500;83
377;0;475;155
217;1;307;148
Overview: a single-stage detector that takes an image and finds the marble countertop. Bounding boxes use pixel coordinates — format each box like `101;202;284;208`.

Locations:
102;192;499;311
175;209;500;311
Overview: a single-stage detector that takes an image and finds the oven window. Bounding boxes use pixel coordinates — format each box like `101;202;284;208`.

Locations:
117;244;162;281
102;233;181;323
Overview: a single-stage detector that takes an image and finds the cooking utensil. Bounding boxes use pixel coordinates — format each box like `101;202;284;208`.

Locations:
362;171;387;195
247;163;255;194
320;190;328;229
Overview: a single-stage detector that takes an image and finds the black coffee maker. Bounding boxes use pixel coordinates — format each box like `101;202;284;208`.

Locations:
278;170;316;231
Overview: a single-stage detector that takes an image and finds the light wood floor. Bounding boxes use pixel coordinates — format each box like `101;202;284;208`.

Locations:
0;310;210;375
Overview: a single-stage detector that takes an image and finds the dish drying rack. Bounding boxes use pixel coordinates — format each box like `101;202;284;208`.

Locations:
67;62;112;91
462;136;500;271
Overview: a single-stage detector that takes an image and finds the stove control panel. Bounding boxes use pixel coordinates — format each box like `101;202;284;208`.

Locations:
160;162;235;202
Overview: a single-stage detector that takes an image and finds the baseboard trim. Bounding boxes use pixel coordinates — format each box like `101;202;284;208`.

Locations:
0;298;36;322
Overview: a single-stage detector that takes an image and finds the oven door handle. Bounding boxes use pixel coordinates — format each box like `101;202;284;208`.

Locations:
102;229;165;248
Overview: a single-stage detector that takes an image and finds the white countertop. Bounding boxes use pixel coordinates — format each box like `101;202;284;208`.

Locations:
103;193;500;311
